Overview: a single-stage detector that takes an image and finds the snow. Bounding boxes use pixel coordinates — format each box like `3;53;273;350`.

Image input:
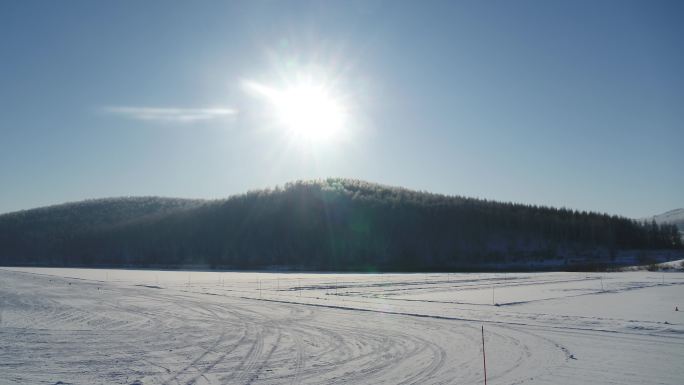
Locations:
620;258;684;272
1;267;683;384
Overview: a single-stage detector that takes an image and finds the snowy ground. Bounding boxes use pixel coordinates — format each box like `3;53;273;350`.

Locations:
1;268;683;384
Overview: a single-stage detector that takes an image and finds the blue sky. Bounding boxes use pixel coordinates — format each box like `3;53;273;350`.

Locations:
1;0;682;218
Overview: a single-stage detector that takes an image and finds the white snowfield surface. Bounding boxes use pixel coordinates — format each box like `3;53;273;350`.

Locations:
1;268;683;385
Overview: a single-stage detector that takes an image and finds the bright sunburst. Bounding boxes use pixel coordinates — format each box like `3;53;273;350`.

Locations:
244;76;348;142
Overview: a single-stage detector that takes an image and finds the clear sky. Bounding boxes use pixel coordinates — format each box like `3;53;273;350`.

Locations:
1;0;682;218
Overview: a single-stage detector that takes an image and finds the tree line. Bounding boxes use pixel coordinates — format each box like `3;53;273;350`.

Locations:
0;179;680;271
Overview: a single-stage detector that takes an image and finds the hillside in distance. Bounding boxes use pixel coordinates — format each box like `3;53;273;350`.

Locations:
644;208;684;235
0;179;681;271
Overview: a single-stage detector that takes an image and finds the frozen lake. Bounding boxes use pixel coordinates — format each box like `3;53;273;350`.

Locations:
1;267;683;384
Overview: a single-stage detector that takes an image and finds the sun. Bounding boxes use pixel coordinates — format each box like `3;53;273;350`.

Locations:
273;83;345;141
244;76;348;142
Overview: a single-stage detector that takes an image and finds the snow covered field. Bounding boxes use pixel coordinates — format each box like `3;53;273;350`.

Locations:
1;268;683;384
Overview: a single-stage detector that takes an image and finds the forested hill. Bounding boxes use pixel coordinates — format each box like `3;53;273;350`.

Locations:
0;179;681;271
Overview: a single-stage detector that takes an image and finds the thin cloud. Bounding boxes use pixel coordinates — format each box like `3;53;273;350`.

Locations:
103;106;237;123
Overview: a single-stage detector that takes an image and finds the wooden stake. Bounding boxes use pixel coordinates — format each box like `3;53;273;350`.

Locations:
482;325;488;385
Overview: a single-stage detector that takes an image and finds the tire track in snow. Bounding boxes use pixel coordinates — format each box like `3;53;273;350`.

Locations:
5;268;671;385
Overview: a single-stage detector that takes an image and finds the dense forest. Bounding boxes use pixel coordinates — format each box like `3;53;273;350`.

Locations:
0;179;681;271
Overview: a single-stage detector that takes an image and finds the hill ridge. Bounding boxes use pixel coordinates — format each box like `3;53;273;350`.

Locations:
0;178;681;271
